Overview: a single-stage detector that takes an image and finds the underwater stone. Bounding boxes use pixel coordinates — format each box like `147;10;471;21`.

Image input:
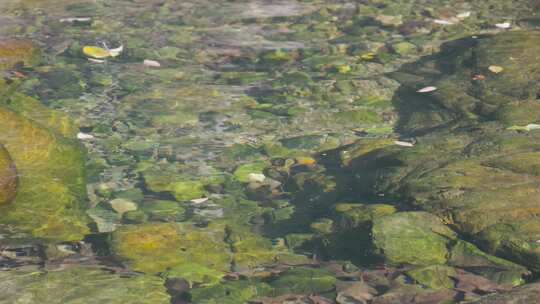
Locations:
0;265;170;304
0;144;17;205
348;31;540;271
0;39;40;70
0;106;89;241
406;265;457;290
269;267;337;296
372;212;456;266
110;223;232;274
190;280;272;304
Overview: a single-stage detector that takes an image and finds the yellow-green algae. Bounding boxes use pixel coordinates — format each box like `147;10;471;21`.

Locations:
0;39;89;241
0;144;17;205
0;265;170;304
110;222;232;274
0;105;89;241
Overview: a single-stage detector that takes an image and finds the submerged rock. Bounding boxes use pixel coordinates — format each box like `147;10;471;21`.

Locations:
110;223;232;274
0;265;170;304
0;39;39;70
372;212;456;266
0;38;88;241
0;98;89;242
348;31;540;271
0;144;17;204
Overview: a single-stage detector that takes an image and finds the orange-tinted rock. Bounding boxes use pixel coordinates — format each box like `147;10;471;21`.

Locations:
0;39;40;70
0;144;17;204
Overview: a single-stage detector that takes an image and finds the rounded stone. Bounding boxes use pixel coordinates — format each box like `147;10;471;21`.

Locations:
0;144;17;204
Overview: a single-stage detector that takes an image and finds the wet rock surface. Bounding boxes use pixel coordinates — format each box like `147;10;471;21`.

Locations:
1;1;540;303
347;31;540;273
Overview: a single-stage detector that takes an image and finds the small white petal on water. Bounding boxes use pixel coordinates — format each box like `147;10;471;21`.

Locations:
495;22;511;29
507;124;540;131
417;86;437;93
190;197;209;204
88;58;106;63
77;132;94;140
488;65;504;74
394;140;414;147
433;19;455;25
143;59;161;67
107;45;124;57
248;173;266;183
457;11;471;19
60;17;92;23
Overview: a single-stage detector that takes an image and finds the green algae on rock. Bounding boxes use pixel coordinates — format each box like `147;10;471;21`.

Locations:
0;106;89;241
0;265;170;304
372;212;456;266
0;144;17;204
190;280;272;304
110;222;232;274
347;31;540;272
0;39;40;70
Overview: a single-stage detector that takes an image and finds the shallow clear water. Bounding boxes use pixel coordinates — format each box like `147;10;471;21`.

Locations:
0;1;540;303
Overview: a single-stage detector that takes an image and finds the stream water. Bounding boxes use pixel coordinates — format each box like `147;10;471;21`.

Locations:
0;1;540;303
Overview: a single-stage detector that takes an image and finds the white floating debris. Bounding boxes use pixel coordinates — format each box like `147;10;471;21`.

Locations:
248;173;266;183
107;45;124;57
143;59;161;67
60;17;92;23
190;197;209;204
433;19;455;25
488;65;504;74
88;58;106;64
508;124;540;132
457;11;471;19
394;140;415;147
417;86;437;93
495;22;511;29
77;132;94;140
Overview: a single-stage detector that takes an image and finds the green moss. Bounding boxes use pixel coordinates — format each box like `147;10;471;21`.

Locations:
334;203;397;229
0;265;170;304
162;263;224;287
0;106;89;241
110;223;232;274
143;170;206;201
0;39;40;70
449;240;527;286
0;145;17;205
190;280;272;304
372;212;456;266
332;109;382;125
141;200;186;222
270;267;336;296
406;265;457;289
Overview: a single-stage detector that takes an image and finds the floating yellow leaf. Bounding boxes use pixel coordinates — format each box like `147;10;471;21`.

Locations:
360;52;375;60
295;157;316;166
337;64;351;74
83;46;111;59
488;65;504;74
83;45;123;59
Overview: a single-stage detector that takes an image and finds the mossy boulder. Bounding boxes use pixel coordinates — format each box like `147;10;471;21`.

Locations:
142;170;206;201
110;223;232;274
0;265;170;304
269;267;337;296
348;31;540;271
0;144;17;204
406;265;457;290
0;106;89;241
372;212;456;266
0;39;40;71
189;280;272;304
